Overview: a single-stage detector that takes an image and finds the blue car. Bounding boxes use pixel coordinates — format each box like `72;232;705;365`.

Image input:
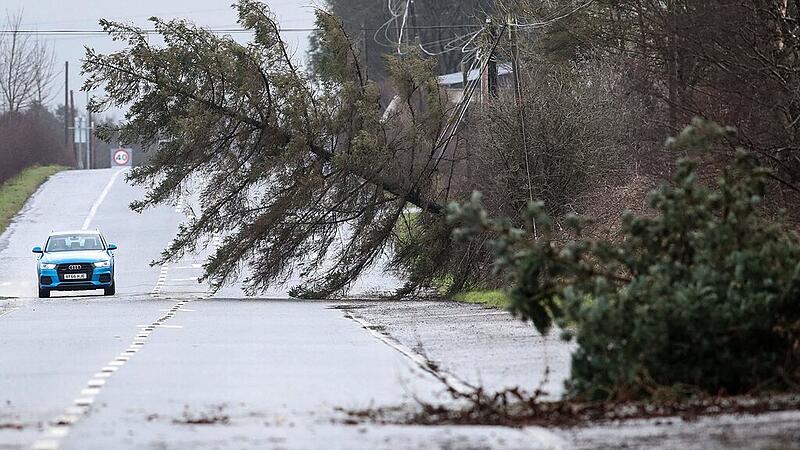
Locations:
33;231;117;298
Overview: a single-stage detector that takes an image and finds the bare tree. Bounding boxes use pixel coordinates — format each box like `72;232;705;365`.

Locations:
0;11;57;113
31;38;57;106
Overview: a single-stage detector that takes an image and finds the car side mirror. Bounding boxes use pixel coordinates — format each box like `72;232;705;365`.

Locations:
107;244;117;251
32;246;43;254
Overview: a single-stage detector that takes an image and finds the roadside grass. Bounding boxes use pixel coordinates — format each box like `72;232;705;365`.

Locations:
0;165;67;235
452;289;511;309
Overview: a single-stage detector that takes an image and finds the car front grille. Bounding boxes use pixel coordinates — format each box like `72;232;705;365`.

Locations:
56;263;94;282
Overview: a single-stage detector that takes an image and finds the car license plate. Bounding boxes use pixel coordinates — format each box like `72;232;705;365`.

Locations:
64;273;87;280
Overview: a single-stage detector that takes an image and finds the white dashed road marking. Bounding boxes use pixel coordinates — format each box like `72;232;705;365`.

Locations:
174;193;187;214
150;265;169;297
30;297;193;450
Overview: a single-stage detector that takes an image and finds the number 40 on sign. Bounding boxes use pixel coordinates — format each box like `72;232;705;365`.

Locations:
111;148;132;167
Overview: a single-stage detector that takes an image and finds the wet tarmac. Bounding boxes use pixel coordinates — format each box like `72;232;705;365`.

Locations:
0;168;798;449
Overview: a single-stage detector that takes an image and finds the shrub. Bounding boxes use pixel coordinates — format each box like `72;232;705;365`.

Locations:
390;57;645;296
0;106;73;184
449;119;800;401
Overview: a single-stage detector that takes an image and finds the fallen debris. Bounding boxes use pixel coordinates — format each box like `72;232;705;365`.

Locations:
341;391;800;428
172;405;231;426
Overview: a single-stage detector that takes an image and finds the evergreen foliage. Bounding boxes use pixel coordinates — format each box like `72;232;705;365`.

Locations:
450;119;800;400
83;1;457;297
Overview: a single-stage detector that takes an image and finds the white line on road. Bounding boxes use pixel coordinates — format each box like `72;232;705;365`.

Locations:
174;192;187;214
45;426;71;438
0;307;20;318
31;439;59;450
31;298;193;450
81;169;128;230
343;312;569;450
150;265;169;297
344;312;474;395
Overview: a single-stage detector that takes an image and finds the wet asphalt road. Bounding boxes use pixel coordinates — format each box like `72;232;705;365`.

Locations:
2;169;799;450
0;169;564;450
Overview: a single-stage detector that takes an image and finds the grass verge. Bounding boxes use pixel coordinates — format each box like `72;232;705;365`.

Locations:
452;290;511;309
0;165;67;235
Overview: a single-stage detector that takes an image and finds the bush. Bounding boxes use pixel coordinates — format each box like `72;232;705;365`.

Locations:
391;57;646;296
0;106;73;184
450;119;800;401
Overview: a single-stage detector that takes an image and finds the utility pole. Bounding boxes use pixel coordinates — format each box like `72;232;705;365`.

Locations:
86;91;92;170
64;62;69;147
480;18;499;104
361;22;369;81
408;0;418;44
509;16;533;204
461;60;469;102
70;90;80;169
510;18;520;106
487;18;498;97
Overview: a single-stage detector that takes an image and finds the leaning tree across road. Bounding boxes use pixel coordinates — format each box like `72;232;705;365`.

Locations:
83;0;471;297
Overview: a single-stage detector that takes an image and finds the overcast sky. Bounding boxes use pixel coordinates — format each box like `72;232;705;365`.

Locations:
7;0;320;120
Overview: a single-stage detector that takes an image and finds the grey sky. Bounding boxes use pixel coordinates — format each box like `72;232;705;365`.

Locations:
7;0;320;119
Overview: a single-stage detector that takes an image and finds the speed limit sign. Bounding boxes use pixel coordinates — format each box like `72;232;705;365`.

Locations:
111;148;132;167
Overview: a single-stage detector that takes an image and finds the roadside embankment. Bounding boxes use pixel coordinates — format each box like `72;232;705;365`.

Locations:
0;165;67;235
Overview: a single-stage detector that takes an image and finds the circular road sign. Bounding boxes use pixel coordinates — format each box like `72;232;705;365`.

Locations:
113;149;130;166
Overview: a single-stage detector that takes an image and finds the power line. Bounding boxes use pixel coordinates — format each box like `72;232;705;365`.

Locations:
513;1;594;29
0;25;483;36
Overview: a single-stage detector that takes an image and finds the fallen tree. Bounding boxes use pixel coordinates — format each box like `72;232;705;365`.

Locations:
84;0;464;296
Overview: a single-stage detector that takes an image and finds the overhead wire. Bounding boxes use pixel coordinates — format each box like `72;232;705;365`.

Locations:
0;25;482;37
396;0;411;54
512;0;594;29
417;26;485;57
372;0;404;49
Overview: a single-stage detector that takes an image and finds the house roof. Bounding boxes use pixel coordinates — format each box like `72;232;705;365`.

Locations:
437;63;513;87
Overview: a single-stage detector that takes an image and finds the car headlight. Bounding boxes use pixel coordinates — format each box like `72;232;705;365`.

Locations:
40;263;56;270
94;260;111;268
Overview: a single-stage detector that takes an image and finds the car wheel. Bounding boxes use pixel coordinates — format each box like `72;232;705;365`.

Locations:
104;279;116;296
38;287;50;298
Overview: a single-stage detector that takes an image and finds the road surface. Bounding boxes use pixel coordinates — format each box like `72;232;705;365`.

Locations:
0;169;564;450
1;169;799;450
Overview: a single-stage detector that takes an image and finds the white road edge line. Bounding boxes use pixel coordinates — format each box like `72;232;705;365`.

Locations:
81;169;127;231
0;307;20;318
343;312;473;395
345;312;568;450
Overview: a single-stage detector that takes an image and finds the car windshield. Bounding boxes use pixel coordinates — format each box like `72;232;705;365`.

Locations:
45;234;105;252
